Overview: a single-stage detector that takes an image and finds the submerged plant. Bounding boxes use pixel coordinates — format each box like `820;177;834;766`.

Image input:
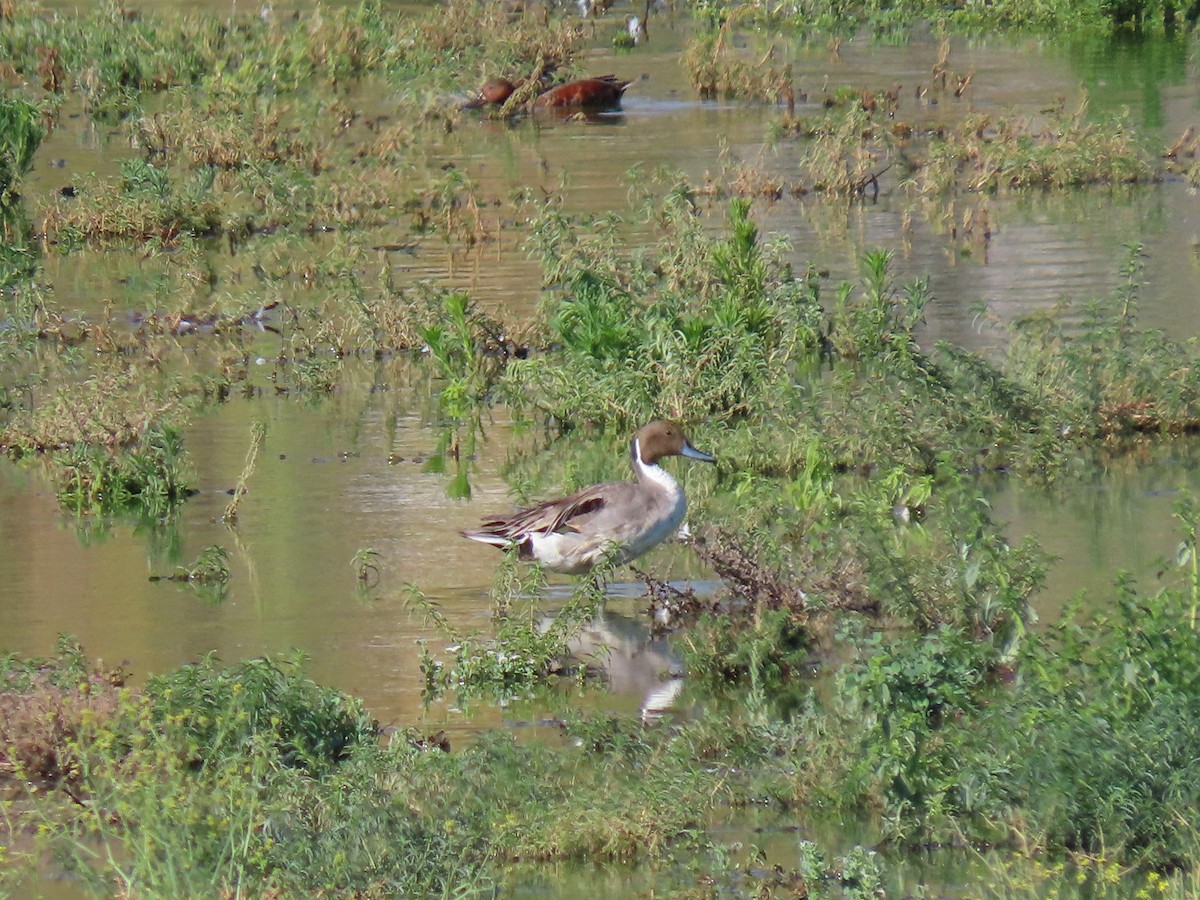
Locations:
350;547;381;587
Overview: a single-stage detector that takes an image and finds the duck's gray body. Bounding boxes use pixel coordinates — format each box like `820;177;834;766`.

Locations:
462;421;715;575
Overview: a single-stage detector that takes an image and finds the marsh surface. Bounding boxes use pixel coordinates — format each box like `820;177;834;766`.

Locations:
5;12;1199;723
4;3;1200;895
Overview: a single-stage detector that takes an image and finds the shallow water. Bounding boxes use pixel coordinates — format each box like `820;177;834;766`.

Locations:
8;5;1200;719
4;11;1200;893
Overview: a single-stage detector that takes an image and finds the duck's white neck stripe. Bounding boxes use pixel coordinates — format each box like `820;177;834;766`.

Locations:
633;437;680;492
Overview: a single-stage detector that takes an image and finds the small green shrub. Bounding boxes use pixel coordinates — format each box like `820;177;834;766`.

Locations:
409;565;600;702
507;194;821;425
976;580;1200;868
839;624;997;834
138;653;379;771
55;425;191;515
0;96;42;210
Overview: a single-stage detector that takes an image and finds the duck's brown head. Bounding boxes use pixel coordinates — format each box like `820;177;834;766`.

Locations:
634;420;715;467
462;78;518;109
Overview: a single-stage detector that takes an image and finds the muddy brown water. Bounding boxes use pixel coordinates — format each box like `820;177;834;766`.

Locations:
5;8;1200;893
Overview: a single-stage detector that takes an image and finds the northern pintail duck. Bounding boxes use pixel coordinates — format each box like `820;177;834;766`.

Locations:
462;420;714;574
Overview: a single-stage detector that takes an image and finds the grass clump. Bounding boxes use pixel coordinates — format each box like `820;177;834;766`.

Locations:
508;192;821;426
1000;243;1200;437
131;97;322;173
0;96;42;211
511;188;1031;473
681;25;795;103
753;98;1154;202
41;158;221;248
914;107;1155;193
831;573;1200;871
1;366;193;515
52;425;191;516
1;365;180;454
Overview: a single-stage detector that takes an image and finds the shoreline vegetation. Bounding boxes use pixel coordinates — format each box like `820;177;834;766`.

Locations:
5;0;1200;895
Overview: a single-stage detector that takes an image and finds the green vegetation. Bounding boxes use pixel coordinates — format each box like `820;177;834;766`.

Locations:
0;365;192;516
690;0;1192;38
350;547;381;587
508;192;821;424
0;96;43;286
0;96;41;212
8;586;1200;897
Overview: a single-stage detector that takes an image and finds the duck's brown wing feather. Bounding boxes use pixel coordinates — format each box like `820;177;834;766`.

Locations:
475;484;612;539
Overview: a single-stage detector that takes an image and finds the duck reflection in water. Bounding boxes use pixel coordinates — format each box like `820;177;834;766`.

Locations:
563;609;685;722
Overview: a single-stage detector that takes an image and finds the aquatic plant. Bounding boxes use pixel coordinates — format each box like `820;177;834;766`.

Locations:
173;546;231;585
421;291;497;422
140;653;378;769
408;559;605;702
350;547;381;587
914;107;1155;193
223;421;267;525
681;0;1178;37
41;158;222;249
1;364;194;514
838;624;999;834
682;26;795;103
130;97;322;173
0;96;43;288
0;96;42;212
51;425;190;516
796;103;897;198
1001;243;1200;438
8;3;1200;898
508;193;821;425
32;651;497;898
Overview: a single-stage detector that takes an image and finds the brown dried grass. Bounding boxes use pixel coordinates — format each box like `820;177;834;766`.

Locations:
0;663;125;784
